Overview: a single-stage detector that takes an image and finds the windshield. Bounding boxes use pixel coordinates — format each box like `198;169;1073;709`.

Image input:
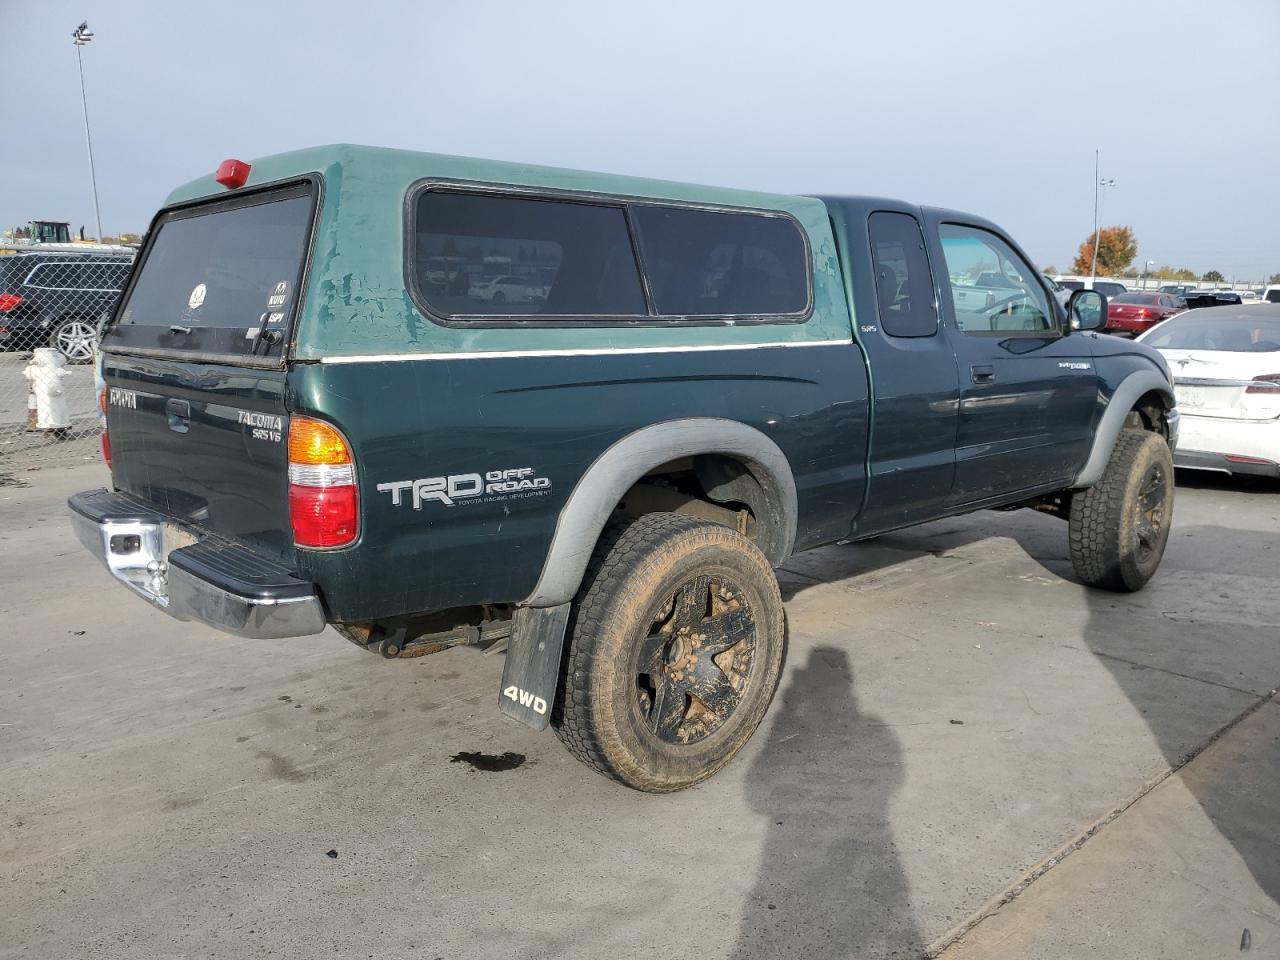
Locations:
1114;293;1159;305
1142;311;1280;351
105;182;314;362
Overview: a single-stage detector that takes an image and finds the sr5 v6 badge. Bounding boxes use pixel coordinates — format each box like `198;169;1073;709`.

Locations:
378;467;551;509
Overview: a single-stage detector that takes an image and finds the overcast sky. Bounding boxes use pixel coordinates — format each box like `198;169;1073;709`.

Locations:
3;0;1278;278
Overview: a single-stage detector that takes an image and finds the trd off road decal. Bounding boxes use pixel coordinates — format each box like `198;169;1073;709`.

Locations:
378;467;551;509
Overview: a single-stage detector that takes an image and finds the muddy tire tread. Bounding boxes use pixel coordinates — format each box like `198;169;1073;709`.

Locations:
552;513;783;792
1068;428;1172;592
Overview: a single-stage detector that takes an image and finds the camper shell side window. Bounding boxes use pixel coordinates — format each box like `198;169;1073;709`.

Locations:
406;183;813;327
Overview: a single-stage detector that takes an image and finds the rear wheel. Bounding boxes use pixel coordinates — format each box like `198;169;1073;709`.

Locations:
50;317;97;364
553;513;785;792
1069;429;1174;591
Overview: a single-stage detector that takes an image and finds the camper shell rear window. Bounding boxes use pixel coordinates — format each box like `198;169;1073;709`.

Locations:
407;184;811;325
105;180;317;364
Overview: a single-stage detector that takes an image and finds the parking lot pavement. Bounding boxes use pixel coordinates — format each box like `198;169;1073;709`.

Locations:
940;693;1280;959
1;466;1277;960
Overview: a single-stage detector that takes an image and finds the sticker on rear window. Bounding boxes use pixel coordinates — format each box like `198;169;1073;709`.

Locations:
267;281;290;310
187;283;207;310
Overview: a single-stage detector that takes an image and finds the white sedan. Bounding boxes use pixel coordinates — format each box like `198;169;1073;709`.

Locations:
1138;305;1280;479
467;274;542;305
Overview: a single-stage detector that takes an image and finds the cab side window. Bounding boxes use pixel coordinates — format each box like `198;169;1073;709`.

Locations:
867;211;937;337
939;224;1054;334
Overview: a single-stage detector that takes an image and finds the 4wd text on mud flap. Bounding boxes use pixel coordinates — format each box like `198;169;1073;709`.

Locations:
503;685;548;715
377;467;551;509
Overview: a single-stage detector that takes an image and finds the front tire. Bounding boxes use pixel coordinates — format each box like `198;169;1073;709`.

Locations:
1069;429;1174;591
553;514;786;792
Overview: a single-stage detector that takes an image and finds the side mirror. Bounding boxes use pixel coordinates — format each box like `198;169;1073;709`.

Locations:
1069;289;1107;331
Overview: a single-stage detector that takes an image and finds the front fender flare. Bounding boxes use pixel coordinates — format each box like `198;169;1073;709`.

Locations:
523;418;797;608
1073;370;1175;488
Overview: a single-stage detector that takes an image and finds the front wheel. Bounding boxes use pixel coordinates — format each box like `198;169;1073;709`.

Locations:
553;513;786;792
1069;429;1174;591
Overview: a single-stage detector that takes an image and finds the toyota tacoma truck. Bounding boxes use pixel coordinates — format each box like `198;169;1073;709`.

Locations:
69;145;1178;792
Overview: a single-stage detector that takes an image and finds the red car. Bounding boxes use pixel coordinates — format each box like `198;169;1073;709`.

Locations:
1106;292;1184;334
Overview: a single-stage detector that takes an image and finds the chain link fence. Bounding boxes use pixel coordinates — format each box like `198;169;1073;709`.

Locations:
0;247;134;470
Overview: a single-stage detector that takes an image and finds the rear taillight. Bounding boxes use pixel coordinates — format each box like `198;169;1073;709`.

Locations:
0;293;23;312
287;416;358;548
1245;374;1280;395
99;386;110;470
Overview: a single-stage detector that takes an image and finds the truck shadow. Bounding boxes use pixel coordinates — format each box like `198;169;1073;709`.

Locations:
772;502;1280;920
1076;522;1280;908
729;645;922;960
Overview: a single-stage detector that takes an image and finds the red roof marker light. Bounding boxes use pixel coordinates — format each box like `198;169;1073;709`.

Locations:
215;158;251;190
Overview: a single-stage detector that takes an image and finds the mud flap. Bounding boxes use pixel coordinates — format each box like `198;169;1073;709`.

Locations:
498;603;571;731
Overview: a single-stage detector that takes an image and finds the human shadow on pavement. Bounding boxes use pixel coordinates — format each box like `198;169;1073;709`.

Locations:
729;645;923;960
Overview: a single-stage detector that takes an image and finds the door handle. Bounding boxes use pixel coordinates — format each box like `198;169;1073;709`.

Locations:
166;398;190;434
971;364;995;384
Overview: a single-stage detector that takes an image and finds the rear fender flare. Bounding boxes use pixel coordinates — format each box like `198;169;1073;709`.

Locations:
1073;370;1175;488
523;417;797;608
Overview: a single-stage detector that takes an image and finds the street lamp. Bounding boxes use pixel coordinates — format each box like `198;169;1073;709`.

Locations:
1090;148;1115;287
1143;259;1155;290
71;21;104;244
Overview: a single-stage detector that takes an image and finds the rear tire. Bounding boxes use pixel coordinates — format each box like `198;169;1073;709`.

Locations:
553;513;785;792
50;317;97;364
1069;429;1174;591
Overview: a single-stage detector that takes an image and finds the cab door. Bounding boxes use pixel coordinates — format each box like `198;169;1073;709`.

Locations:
848;209;961;534
928;219;1099;502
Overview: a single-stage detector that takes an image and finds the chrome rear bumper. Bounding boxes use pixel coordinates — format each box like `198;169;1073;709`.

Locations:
68;489;326;640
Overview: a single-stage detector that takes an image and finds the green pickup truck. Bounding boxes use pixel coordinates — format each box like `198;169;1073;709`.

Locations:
70;145;1178;792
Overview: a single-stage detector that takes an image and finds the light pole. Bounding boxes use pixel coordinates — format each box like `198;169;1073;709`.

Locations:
72;21;103;244
1143;259;1155;290
1090;148;1114;287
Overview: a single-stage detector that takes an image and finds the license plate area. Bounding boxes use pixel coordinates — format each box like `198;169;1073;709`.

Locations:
99;518;198;607
1176;386;1206;408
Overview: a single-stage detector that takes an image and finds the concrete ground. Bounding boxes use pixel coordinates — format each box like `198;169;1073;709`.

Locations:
1;463;1277;959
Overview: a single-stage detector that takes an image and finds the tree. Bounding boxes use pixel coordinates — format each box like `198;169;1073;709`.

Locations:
1042;265;1059;276
1269;272;1280;284
1153;266;1198;281
1202;270;1224;283
1071;225;1137;276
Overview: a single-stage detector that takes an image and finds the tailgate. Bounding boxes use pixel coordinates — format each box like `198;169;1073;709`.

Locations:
99;179;317;559
104;355;293;558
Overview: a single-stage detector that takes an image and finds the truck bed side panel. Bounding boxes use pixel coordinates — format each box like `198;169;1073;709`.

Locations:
289;343;869;621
